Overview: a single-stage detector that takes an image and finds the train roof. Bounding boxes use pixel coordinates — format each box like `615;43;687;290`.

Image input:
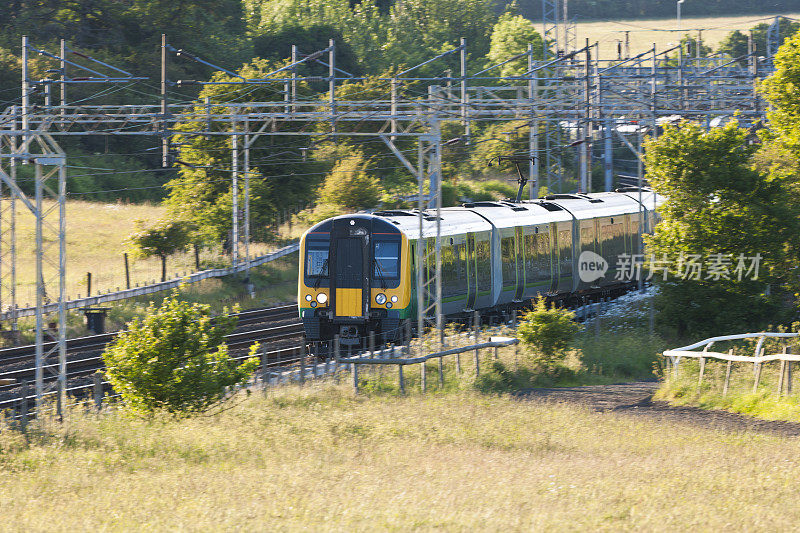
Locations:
374;208;492;238
305;190;665;240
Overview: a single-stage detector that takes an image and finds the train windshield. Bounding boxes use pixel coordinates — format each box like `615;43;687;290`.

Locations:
374;240;400;279
305;240;329;276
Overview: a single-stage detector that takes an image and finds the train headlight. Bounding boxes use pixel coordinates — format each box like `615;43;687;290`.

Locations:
386;302;393;309
305;294;313;302
391;295;398;303
310;301;318;308
316;293;328;304
375;293;387;305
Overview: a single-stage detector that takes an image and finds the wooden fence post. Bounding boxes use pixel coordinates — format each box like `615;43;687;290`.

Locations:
421;360;426;393
788;347;794;395
778;347;787;397
334;335;340;377
753;348;764;394
261;345;269;390
473;311;480;376
698;356;706;386
123;253;131;290
20;380;28;431
723;351;733;397
93;372;103;411
299;342;307;385
353;362;359;394
405;320;412;355
438;355;444;387
369;331;375;358
398;364;405;394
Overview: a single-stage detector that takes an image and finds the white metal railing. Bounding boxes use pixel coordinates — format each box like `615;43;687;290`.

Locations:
663;332;800;395
2;242;298;321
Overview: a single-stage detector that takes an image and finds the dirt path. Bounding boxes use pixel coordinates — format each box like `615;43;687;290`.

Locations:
518;381;800;437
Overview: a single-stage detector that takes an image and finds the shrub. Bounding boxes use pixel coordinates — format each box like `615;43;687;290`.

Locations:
103;290;259;415
517;299;581;367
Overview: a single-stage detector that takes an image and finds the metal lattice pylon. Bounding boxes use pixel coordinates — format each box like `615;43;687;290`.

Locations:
0;131;66;413
416;119;443;345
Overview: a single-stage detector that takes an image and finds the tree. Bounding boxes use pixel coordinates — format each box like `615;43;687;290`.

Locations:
718;19;800;59
129;220;194;282
317;149;384;212
166;58;323;246
486;10;543;78
103;290;258;415
761;30;800;156
644;121;800;336
517;298;581;368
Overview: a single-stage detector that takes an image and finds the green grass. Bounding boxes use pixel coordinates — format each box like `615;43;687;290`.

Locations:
5;381;800;529
656;357;800;423
576;13;800;58
352;324;663;397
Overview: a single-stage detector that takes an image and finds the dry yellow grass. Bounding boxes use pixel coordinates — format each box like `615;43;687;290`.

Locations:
11;200;278;306
576;13;800;58
3;383;800;530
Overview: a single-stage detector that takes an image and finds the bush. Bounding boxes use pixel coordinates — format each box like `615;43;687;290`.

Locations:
103;290;259;415
517;299;581;368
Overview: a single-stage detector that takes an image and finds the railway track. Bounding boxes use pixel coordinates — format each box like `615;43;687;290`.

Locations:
0;304;298;366
0;304;304;410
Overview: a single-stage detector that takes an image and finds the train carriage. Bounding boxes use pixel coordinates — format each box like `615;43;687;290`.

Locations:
298;189;664;349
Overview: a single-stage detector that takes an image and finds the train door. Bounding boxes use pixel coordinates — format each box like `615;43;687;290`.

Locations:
466;233;477;310
514;227;524;301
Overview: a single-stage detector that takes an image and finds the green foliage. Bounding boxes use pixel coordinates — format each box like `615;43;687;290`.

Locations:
644;121;800;336
317;149;384;212
166;58;322;245
761;31;800;157
129;220;194;260
128;219;195;281
578;330;663;379
103;290;258;415
718;19;800;59
486;10;543;78
517;299;581;366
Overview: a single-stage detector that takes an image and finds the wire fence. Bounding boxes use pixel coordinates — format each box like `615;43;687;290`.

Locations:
3;242;298;321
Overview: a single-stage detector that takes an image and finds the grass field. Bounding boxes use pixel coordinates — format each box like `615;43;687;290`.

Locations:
8;199;299;340
12;200;281;307
656;356;800;423
576;13;800;57
4;383;800;530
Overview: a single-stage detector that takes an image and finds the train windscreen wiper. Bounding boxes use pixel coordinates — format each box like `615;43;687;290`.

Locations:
373;259;388;290
313;258;328;289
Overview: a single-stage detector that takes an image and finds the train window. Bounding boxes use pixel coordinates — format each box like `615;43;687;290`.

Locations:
558;229;573;277
501;236;516;288
440;243;465;298
305;240;329;276
580;224;595;249
475;239;492;293
600;222;626;272
374;240;400;279
524;232;551;286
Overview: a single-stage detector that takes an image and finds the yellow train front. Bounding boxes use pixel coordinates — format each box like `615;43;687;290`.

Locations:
298;214;412;351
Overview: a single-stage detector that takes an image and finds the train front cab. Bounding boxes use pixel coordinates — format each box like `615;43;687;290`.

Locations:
299;215;411;349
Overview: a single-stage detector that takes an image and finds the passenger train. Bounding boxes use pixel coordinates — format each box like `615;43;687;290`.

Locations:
298;189;664;349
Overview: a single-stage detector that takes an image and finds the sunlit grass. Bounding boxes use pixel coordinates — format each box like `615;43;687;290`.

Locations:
3;382;800;530
576;13;800;58
12;199;284;305
656;357;800;423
